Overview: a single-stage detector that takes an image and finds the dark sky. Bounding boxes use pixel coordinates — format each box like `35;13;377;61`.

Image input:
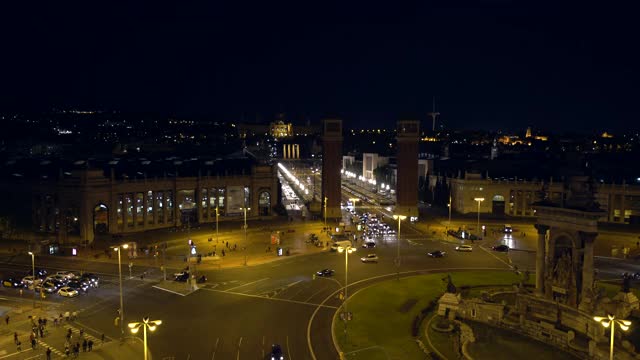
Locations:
1;2;638;132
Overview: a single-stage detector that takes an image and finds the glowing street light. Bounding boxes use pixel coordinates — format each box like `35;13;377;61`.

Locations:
338;244;356;342
324;196;328;229
28;251;35;308
392;214;407;280
129;317;162;360
348;198;359;213
594;314;631;360
113;243;129;337
474;197;485;239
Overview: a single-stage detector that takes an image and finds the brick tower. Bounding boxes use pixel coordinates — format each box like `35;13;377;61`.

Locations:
322;119;343;220
396;120;420;218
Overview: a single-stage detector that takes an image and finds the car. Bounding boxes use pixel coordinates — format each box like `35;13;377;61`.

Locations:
361;254;379;263
362;241;376;248
58;286;79;298
47;274;68;284
38;281;58;293
55;271;76;280
67;279;89;293
270;344;284;360
428;250;446;258
3;278;23;288
492;245;510;252
21;275;41;286
330;243;340;252
27;268;48;278
503;224;513;233
80;273;100;287
455;245;473;252
316;269;335;277
174;272;190;282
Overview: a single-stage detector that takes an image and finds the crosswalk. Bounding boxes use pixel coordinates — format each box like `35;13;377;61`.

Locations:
35;323;108;357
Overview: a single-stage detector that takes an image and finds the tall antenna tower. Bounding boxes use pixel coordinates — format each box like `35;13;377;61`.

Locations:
427;96;440;132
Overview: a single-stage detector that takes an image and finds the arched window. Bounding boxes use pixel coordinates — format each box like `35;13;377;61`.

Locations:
259;192;271;216
93;203;109;234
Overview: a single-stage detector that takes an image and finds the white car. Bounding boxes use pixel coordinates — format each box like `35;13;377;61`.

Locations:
55;271;76;280
21;276;41;286
361;254;379;263
58;286;79;298
455;245;473;252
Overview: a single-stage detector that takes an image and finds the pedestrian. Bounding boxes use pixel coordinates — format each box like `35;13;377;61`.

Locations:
82;339;87;352
19;288;23;296
226;241;229;248
17;340;21;352
75;342;80;358
101;333;105;344
53;318;58;327
65;345;70;357
39;327;43;338
5;315;9;325
222;249;225;257
14;332;18;344
88;339;93;351
80;328;84;338
46;347;51;360
72;311;77;321
31;337;36;349
140;272;145;280
233;243;237;251
64;311;70;322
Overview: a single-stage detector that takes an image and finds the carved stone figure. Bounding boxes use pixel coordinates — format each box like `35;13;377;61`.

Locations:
443;274;457;294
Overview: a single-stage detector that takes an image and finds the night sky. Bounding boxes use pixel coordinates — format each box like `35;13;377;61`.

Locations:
1;2;638;132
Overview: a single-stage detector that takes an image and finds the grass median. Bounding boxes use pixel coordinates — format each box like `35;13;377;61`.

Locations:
333;270;526;359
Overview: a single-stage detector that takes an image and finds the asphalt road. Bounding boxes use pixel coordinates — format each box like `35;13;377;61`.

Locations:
0;215;638;359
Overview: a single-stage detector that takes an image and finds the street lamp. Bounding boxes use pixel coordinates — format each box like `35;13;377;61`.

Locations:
348;198;359;214
241;207;251;265
337;244;356;343
594;314;631;360
113;243;129;337
324;196;328;230
28;251;35;308
448;193;452;228
392;214;407;280
215;206;220;243
474;197;485;240
128;317;162;360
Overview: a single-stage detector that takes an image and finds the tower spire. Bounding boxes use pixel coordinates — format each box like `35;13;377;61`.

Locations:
427;96;440;132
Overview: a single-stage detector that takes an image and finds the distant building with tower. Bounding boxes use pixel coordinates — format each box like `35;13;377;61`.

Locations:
322;119;343;220
396;120;420;218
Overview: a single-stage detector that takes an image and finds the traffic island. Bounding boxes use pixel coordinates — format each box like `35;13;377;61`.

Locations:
332;271;559;359
152;280;198;296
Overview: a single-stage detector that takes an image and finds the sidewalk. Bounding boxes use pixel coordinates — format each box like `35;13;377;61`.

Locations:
0;300;145;360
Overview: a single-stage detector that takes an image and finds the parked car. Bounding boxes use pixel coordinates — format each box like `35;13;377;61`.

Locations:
362;241;376;248
492;245;510;252
3;278;22;288
428;250;446;258
270;344;284;360
21;276;41;286
38;281;58;293
58;286;79;298
174;272;190;282
27;268;48;278
455;245;473;252
361;254;379;263
55;271;76;280
67;279;89;293
80;273;100;287
316;269;335;277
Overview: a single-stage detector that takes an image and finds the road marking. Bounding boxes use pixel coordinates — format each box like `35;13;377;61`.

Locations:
151;285;188;296
237;337;242;360
478;245;513;268
225;278;269;292
200;287;338;309
287;335;292;360
285;280;302;288
211;337;219;360
262;336;265;359
304;285;330;303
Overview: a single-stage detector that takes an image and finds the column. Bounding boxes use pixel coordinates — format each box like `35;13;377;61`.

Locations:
142;191;148;229
534;224;549;296
620;194;626;223
131;193;137;230
580;232;597;307
162;191;168;224
283;144;287;159
295;144;300;159
196;188;203;223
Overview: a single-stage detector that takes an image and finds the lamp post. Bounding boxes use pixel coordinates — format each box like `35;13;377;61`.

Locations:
392;214;407;280
337;244;356;343
128;317;162;360
324;196;328;230
448;193;452;228
594;314;631;360
215;206;219;243
241;207;251;266
28;251;35;308
474;197;485;240
114;243;129;337
348;198;359;214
